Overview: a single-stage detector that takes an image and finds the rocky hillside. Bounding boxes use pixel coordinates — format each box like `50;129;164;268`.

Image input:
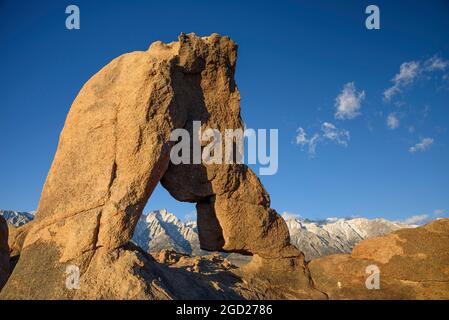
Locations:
2;209;410;261
308;218;449;299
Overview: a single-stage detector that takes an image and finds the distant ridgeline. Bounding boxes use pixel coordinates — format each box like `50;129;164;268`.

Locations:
0;209;410;261
0;210;34;227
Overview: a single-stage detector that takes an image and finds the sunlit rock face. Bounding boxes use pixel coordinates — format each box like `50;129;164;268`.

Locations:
0;33;309;299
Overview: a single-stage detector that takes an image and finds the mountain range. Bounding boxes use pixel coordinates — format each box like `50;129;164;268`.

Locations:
0;209;411;261
0;210;34;227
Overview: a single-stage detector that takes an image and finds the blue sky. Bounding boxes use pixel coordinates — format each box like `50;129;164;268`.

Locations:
1;0;448;224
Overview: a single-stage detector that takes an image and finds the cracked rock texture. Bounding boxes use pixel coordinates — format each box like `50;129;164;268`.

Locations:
0;33;311;299
308;218;449;299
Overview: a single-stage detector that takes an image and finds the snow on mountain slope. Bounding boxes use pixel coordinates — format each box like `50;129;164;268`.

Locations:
0;210;34;227
286;217;410;260
132;210;411;261
1;208;411;261
132;209;206;256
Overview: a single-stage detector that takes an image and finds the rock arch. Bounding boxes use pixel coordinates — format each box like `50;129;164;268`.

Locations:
0;34;307;299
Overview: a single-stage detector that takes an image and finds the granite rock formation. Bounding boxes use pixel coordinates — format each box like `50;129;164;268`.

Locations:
0;33;312;299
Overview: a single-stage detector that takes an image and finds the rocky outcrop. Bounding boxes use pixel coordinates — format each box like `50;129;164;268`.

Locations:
308;218;449;299
0;216;9;290
0;33;313;299
146;249;324;299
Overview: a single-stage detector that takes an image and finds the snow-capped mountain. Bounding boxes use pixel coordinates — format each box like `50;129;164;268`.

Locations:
285;217;410;260
0;210;34;227
132;209;206;256
132;210;411;261
1;208;411;261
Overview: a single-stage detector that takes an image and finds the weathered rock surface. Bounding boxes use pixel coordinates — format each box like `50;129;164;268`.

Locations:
308;218;449;299
0;33;311;299
0;216;9;290
147;249;325;299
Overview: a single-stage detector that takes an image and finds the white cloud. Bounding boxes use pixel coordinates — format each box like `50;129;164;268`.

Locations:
296;127;319;155
321;122;350;146
335;82;365;120
386;113;399;129
409;137;434;153
384;61;420;101
295;127;307;145
295;122;350;155
433;209;445;216
384;55;448;101
425;55;449;72
281;212;301;221
307;134;320;155
402;214;429;225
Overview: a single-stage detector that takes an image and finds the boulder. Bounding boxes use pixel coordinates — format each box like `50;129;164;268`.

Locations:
0;33;312;299
308;218;449;299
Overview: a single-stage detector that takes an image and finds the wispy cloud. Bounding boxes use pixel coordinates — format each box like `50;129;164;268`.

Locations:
321;122;350;146
386;113;399;129
433;209;445;216
335;82;365;120
295;127;308;145
409;137;434;153
425;55;449;72
296;122;350;155
384;61;420;101
384;55;449;101
402;214;429;225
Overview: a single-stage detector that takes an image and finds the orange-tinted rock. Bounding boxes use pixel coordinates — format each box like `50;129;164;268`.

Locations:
0;33;305;299
309;218;449;299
